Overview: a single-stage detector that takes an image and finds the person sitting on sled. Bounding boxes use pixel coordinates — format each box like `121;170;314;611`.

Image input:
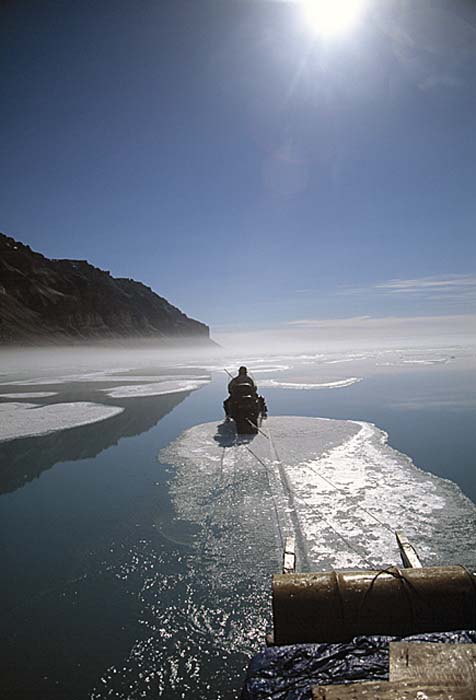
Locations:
224;366;267;418
228;366;256;396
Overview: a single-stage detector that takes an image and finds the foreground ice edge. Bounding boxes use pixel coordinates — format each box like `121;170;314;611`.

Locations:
162;416;476;571
91;410;476;698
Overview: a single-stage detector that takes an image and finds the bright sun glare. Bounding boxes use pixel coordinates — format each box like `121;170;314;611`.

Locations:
301;0;364;35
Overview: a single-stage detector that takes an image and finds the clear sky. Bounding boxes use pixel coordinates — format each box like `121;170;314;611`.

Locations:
1;0;476;336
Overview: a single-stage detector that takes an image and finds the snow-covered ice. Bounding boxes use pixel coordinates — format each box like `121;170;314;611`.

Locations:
0;401;124;442
402;358;449;365
103;379;209;398
0;370;126;385
248;365;290;374
259;377;362;390
0;372;209;386
162;416;476;572
0;392;58;398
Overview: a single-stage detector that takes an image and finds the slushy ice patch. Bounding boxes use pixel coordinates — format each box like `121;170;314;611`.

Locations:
164;416;476;571
91;415;476;699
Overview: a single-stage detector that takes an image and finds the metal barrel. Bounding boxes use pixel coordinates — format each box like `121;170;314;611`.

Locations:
272;567;476;644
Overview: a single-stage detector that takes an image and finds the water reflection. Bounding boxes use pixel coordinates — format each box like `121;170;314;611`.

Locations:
90;423;281;699
0;391;192;495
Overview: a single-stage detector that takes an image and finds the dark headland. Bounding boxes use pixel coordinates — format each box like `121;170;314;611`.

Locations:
0;232;213;346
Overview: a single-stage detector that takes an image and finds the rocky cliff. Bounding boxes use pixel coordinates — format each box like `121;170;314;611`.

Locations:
0;233;211;344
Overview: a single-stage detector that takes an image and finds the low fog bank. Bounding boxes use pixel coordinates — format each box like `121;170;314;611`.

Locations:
1;314;475;378
0;340;223;376
214;314;476;355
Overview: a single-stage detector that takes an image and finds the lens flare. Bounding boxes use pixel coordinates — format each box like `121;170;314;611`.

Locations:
301;0;364;35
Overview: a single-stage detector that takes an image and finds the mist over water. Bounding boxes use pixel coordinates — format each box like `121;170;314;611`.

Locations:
1;341;475;699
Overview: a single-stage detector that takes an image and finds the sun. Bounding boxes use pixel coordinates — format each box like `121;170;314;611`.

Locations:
301;0;364;35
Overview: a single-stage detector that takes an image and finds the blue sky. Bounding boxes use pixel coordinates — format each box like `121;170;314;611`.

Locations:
1;0;476;334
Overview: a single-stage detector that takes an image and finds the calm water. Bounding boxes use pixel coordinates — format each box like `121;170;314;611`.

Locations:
1;354;475;699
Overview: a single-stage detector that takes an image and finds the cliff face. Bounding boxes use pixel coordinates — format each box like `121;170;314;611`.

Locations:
0;233;210;344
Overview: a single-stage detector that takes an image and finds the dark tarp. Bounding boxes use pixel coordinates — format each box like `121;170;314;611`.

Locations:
241;630;476;700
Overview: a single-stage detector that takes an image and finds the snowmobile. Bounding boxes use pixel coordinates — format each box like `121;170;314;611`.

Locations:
226;391;267;435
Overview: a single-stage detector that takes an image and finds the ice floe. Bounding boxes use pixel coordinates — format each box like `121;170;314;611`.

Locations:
0;402;124;443
0;392;58;399
0;370;123;385
259;377;362;390
162;416;476;572
0;372;209;386
249;365;290;374
402;358;449;365
325;355;368;364
103;379;209;398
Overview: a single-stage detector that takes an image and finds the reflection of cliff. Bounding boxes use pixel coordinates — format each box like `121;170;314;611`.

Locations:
0;392;190;495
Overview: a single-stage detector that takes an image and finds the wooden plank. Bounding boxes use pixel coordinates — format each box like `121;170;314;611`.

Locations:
312;642;476;700
282;536;296;574
389;642;476;683
395;530;423;568
312;678;474;700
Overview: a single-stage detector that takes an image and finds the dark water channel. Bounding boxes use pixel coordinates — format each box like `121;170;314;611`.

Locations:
0;367;475;699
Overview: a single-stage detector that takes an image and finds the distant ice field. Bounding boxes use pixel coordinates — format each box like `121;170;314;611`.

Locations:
259;377;362;390
0;371;210;386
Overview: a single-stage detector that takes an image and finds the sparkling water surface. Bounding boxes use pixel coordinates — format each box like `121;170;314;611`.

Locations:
1;347;475;699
